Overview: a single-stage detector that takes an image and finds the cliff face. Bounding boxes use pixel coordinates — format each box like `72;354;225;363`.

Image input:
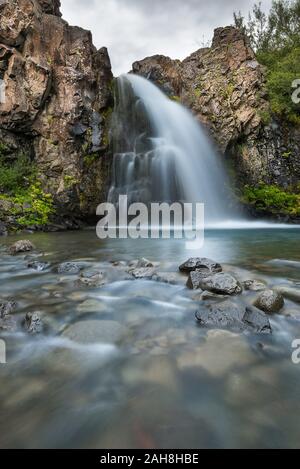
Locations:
0;0;113;231
132;27;300;192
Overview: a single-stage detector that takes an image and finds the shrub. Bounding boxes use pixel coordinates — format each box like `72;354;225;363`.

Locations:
242;184;300;216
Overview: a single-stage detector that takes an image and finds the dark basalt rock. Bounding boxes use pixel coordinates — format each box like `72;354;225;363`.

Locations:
179;257;222;274
254;289;284;314
187;272;242;295
195;300;272;334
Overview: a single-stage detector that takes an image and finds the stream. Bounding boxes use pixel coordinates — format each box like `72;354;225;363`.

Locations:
1;228;300;448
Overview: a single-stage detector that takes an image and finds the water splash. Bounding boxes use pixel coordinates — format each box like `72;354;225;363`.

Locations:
108;74;237;222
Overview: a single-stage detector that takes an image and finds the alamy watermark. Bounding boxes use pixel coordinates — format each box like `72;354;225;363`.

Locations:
0;339;6;364
96;195;204;250
292;339;300;364
0;78;5;104
292;79;300;105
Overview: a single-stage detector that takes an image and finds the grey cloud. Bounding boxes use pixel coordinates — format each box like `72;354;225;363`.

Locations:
61;0;273;75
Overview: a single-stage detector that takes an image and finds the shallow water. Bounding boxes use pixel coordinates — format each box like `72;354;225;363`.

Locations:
1;228;300;449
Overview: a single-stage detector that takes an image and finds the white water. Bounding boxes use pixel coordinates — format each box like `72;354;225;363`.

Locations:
108;74;237;222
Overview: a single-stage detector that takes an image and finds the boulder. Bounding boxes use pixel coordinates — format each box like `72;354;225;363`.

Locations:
179;257;222;274
187;272;242;295
254;289;284;314
195;300;272;334
9;240;34;255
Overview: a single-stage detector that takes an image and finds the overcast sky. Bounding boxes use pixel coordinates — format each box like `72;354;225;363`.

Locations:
61;0;273;76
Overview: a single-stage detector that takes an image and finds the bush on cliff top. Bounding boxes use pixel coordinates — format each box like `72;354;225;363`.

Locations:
234;0;300;125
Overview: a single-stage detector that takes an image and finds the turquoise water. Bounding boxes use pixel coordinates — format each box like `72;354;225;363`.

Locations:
0;228;300;448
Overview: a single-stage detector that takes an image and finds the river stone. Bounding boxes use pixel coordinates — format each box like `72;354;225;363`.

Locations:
195;300;272;334
179;257;222;274
130;267;157;279
57;262;81;274
243;280;266;291
0;315;17;332
9;240;34;255
153;271;187;286
24;312;43;334
188;272;242;295
27;260;50;272
275;287;300;304
254;289;284;314
0;300;17;317
76;270;106;287
62;320;125;344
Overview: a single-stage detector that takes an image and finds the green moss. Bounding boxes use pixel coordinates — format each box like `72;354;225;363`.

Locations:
170;95;181;102
63;175;79;189
241;184;300;216
282;151;292;158
83;153;99;166
258;109;272;125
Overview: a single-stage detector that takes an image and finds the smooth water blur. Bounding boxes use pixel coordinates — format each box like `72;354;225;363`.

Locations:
0;229;300;448
109;74;237;221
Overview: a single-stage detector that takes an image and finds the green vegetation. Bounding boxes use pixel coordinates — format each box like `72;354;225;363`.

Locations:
234;1;300;124
0;149;54;227
63;174;78;189
241;183;300;216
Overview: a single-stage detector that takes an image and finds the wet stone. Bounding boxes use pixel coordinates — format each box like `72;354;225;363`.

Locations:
24;312;43;334
9;240;34;255
195;300;272;334
57;262;82;274
254;289;284;314
179;257;222;274
188;272;242;295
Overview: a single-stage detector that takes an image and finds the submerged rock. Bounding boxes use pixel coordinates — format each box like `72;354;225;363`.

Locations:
187;272;242;295
9;240;34;255
179;257;222;274
24;312;43;334
57;262;81;274
76;270;106;287
27;260;50;272
0;300;17;318
153;271;187;286
254;289;284;314
0;300;17;332
129;267;157;279
62;320;125;344
243;280;266;292
275;287;300;304
195;300;272;334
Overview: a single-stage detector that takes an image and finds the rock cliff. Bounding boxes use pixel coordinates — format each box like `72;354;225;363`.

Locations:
0;0;113;232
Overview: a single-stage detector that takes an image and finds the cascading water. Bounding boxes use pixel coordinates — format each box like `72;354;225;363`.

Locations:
108;73;237;223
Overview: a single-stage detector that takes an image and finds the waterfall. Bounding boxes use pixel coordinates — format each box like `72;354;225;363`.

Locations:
108;73;237;223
